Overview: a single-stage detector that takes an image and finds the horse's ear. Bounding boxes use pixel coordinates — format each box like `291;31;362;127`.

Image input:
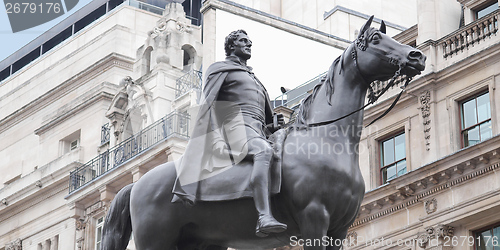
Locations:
358;15;374;39
380;20;386;34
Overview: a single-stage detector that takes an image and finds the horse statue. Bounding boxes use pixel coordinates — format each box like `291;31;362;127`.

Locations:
100;16;426;250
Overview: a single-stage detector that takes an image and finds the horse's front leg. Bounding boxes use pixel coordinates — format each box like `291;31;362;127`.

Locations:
297;202;330;250
325;230;347;250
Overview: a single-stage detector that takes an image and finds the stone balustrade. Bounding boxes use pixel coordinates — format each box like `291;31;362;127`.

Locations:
440;9;499;59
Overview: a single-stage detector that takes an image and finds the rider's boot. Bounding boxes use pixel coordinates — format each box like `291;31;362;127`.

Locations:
252;152;287;237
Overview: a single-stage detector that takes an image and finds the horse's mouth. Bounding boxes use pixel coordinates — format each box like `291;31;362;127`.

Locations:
403;64;424;77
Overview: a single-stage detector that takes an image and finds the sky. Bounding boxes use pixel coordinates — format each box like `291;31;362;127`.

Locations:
0;0;93;62
0;0;343;99
215;11;343;99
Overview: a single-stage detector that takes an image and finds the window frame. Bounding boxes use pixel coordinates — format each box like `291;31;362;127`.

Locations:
473;221;500;250
95;216;105;250
473;0;499;20
379;131;407;185
459;91;492;148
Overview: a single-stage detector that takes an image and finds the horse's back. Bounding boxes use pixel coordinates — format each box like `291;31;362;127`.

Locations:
129;161;184;249
128;161;290;249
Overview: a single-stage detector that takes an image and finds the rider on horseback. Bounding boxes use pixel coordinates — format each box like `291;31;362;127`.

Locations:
173;30;287;237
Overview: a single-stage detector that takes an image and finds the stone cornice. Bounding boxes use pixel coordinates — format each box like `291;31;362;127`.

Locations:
34;83;116;135
323;5;408;31
393;24;418;45
0;53;133;135
0;157;82;214
0;177;69;224
201;0;350;50
351;135;500;228
457;0;491;9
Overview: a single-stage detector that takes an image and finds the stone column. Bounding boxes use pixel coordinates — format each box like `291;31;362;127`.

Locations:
42;240;51;250
50;236;58;250
201;1;217;79
417;0;462;44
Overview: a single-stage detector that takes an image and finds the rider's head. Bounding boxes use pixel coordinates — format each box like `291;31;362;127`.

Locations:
224;30;251;60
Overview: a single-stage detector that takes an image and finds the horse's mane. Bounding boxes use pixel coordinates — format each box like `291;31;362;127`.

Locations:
295;27;378;125
295;53;342;125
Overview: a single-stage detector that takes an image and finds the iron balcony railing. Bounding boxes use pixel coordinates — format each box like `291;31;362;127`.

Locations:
100;123;110;145
69;111;190;193
176;70;202;98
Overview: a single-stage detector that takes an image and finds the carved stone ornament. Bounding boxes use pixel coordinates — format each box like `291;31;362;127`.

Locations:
5;238;22;250
419;90;431;151
417;224;454;249
106;76;152;142
75;217;88;231
76;237;84;250
346;231;358;247
424;198;437;214
176;21;192;33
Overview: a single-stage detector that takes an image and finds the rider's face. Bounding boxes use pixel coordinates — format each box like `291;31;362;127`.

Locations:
230;33;252;60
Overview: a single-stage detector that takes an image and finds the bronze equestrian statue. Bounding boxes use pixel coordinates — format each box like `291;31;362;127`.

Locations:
100;16;426;250
173;29;287;237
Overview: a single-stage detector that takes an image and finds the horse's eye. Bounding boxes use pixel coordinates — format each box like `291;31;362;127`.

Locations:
371;34;381;44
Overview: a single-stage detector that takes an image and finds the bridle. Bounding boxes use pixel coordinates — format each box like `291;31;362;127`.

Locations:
305;32;413;128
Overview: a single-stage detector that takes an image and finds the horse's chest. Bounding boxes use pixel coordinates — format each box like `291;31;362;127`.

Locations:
283;133;365;201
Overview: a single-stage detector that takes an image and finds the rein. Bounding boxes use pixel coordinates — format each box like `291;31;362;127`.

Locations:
305;41;412;128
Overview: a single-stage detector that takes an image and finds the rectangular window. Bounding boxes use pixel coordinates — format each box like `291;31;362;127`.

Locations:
475;223;500;250
475;1;499;20
59;130;81;156
461;92;492;148
380;132;406;184
95;217;104;250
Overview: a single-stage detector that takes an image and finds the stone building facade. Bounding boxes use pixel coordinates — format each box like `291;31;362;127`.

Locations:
1;0;499;249
0;1;201;249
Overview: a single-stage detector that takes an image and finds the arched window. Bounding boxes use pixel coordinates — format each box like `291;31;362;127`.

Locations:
142;46;153;74
181;44;196;71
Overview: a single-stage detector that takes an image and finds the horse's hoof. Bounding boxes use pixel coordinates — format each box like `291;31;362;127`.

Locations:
255;216;287;237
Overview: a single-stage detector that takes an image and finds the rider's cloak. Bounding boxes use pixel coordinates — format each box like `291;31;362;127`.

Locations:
172;58;275;204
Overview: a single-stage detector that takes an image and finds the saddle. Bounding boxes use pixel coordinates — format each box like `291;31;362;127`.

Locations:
185;128;288;202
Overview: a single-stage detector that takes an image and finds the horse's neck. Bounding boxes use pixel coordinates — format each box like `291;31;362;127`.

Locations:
309;60;368;141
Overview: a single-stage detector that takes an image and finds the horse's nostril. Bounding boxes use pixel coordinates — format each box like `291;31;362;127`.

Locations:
409;50;423;59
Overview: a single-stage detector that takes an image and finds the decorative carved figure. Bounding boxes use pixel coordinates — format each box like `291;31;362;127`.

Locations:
424;197;437;214
100;16;426;250
419;90;431;150
106;76;152;143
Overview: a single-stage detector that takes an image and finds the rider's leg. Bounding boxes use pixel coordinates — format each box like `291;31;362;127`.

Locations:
248;138;287;237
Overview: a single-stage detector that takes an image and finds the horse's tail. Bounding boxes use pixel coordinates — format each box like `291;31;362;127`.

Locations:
100;183;134;250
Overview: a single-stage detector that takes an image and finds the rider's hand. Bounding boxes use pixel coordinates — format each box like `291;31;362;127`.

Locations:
275;113;285;126
273;113;285;130
212;140;228;156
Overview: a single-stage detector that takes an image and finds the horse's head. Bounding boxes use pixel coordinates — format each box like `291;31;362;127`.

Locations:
353;16;426;83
